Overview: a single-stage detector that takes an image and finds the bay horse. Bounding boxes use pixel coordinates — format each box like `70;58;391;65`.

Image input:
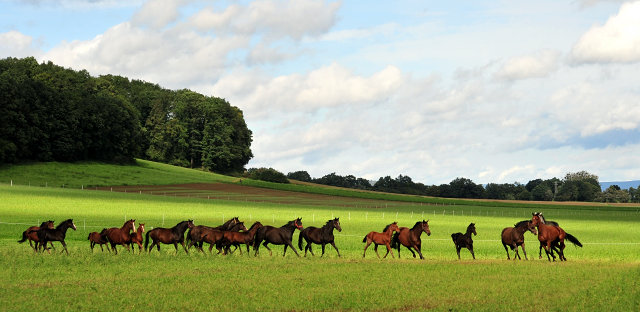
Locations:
202;222;248;254
391;220;431;260
362;222;400;258
129;223;146;254
18;220;55;252
531;213;582;261
452;223;476;259
501;220;537;260
106;219;136;255
219;221;264;255
88;228;111;252
298;218;342;257
254;218;304;257
186;217;240;251
31;219;77;255
533;212;560;259
145;220;194;254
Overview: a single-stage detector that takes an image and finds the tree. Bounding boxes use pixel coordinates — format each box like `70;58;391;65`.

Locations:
287;171;312;182
531;184;553;201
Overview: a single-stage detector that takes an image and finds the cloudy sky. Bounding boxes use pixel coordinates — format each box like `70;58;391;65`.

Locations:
2;0;640;185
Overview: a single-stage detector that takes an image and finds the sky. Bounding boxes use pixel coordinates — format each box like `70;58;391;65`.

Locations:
1;0;640;185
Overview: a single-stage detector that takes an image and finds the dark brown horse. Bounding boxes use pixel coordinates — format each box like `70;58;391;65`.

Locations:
145;220;195;254
298;218;342;257
452;223;477;259
106;219;136;255
186;217;240;252
18;220;55;252
531;213;582;261
129;223;146;254
501;220;537;260
219;221;264;255
391;220;431;259
88;228;111;252
202;222;248;254
32;219;77;255
254;218;304;257
362;222;400;258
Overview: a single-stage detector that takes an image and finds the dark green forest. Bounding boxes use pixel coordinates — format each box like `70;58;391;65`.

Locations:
0;57;252;173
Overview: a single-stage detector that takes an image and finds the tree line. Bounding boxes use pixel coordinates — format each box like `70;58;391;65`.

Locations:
287;170;639;203
0;57;252;173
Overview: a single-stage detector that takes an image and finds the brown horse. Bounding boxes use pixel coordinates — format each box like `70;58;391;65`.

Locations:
88;228;111;252
501;220;537;260
254;218;304;257
452;223;477;259
298;218;343;257
145;220;195;254
32;219;77;255
362;222;400;258
106;219;136;255
18;220;55;252
533;212;560;259
202;222;248;254
129;223;146;254
219;221;264;255
391;220;431;259
186;217;240;252
531;213;582;261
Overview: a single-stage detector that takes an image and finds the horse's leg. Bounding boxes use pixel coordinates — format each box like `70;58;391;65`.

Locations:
374;244;381;258
61;240;69;255
416;243;424;260
173;242;179;255
90;241;95;252
287;242;301;257
456;245;461;259
539;243;544;259
514;245;520;260
469;245;475;259
363;240;372;258
503;243;511;260
308;243;315;257
321;243;326;257
330;241;341;257
111;242;118;255
521;243;528;260
263;242;273;256
409;246;417;258
383;243;394;258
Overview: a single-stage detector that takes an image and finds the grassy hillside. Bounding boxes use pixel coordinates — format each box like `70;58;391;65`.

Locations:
0;159;236;188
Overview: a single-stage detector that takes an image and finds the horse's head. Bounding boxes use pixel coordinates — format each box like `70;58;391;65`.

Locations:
99;228;109;237
139;223;146;233
422;219;431;236
531;214;542;227
45;220;55;229
527;221;538;235
293;218;304;231
238;222;248;232
468;223;476;236
69;219;77;231
187;220;195;229
389;222;400;233
332;218;342;232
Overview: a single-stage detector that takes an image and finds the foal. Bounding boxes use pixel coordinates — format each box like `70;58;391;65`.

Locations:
129;223;146;254
88;228;111;252
362;222;400;258
451;223;477;259
501;220;537;260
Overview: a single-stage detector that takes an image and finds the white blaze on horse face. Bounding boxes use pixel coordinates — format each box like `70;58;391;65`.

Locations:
133;221;136;233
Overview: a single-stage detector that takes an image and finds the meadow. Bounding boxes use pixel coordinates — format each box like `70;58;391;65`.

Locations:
1;183;639;311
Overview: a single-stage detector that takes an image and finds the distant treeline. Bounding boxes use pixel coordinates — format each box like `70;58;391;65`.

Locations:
0;57;252;173
287;170;640;203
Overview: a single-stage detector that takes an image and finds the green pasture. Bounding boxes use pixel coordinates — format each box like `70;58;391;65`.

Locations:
1;184;639;311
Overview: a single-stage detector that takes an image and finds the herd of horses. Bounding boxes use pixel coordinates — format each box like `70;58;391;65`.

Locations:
18;212;582;260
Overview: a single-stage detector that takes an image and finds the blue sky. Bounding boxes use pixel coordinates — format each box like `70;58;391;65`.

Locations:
2;0;640;185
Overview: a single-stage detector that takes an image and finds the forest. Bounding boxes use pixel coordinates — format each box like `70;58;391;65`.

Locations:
0;57;252;173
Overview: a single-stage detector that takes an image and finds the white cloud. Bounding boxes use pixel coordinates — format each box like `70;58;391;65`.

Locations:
131;0;185;29
246;43;298;65
570;1;640;64
0;31;41;58
189;0;341;40
493;50;561;80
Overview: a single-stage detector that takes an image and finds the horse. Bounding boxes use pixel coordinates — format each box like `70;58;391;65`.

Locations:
501;220;537;260
18;220;55;252
145;220;195;254
533;212;560;259
531;213;582;261
362;222;400;258
88;228;111;252
201;222;248;254
186;217;240;251
129;223;146;254
391;220;431;259
219;221;263;255
452;223;477;259
254;218;304;257
30;219;77;255
298;218;342;257
106;219;136;255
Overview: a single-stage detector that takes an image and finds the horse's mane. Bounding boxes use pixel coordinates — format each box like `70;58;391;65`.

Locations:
39;220;52;228
383;222;397;232
220;217;239;228
514;220;530;228
56;219;72;229
411;221;424;230
248;221;262;231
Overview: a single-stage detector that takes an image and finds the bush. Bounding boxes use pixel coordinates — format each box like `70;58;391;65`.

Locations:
246;167;289;184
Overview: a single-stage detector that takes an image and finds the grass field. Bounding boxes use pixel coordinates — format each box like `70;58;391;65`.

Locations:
1;161;639;311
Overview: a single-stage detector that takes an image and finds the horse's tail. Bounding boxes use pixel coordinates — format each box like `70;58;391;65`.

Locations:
362;234;368;243
565;233;582;247
391;232;399;249
87;233;91;241
18;231;28;243
144;230;151;251
185;228;192;245
298;230;305;250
